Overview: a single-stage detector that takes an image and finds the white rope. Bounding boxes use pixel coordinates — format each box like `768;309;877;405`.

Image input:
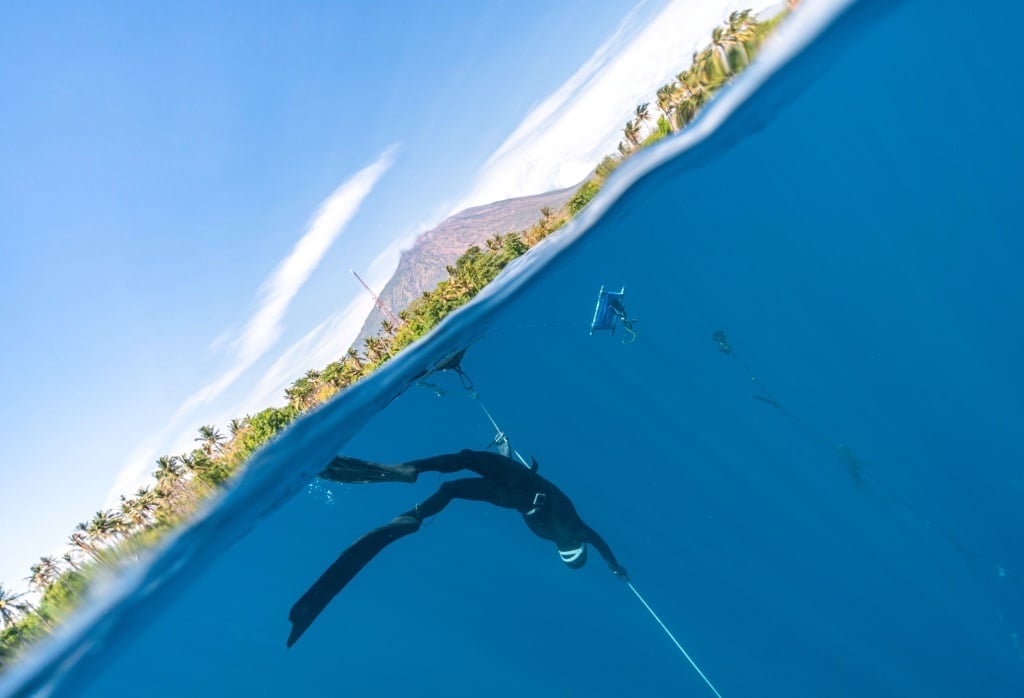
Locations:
474;399;531;469
627;581;724;698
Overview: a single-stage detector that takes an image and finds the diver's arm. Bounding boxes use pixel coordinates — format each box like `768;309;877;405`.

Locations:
583;524;629;581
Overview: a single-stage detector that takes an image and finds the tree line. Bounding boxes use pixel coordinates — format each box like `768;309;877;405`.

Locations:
0;7;786;671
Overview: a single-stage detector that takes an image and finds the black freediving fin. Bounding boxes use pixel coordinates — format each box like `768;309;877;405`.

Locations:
318;457;418;484
287;516;421;648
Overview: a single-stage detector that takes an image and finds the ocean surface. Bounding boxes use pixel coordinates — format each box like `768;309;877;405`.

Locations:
4;0;1023;695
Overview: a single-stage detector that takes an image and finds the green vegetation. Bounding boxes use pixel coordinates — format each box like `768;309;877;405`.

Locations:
0;7;787;672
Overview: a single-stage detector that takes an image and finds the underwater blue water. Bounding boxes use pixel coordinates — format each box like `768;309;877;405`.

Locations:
4;0;1023;695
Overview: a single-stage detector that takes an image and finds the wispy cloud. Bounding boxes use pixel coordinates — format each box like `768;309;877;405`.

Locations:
105;147;397;504
457;0;777;209
229;295;370;414
223;227;417;415
190;145;398;408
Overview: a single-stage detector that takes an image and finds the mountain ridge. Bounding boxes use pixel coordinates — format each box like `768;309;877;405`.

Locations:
352;185;578;347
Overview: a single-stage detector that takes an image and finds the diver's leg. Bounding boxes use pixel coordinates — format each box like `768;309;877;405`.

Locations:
319;456;418;484
287;514;420;648
404;477;507;520
321;450;522;486
404;450;524;482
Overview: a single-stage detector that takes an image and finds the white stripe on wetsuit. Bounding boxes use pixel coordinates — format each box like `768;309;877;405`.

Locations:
559;545;585;563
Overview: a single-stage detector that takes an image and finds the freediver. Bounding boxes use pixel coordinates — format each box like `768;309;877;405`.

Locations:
607;295;638;341
287;449;628;647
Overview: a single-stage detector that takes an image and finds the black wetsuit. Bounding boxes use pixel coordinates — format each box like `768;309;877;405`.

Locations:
399;450;622;565
288;449;626;647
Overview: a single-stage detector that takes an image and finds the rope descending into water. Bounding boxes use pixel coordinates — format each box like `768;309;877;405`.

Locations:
431;360;724;694
472;395;531;468
627;581;725;698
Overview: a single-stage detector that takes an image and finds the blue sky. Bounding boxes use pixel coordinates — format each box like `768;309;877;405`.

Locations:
0;1;775;593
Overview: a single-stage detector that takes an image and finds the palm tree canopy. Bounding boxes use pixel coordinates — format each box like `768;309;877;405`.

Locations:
0;584;31;628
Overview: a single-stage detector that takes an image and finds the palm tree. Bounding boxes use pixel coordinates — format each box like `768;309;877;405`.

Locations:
86;510;121;547
154;453;199;517
0;584;30;628
341;357;364;385
37;556;63;585
284;381;313;411
675;68;711;127
707;27;732;79
6;581;50;631
26;556;64;594
656;84;680;131
723;11;756;71
196;425;226;456
120;493;150;529
181;450;216;491
26;564;51;595
67;531;103;565
286;370;323;411
35;556;74;594
362;336;389;364
594;155;621;180
622;119;641;149
61;552;82;572
134;487;159;521
729;9;755;40
634;102;652;132
154;455;184;495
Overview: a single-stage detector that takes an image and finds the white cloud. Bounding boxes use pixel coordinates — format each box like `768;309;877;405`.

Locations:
230;295;371;413
223;144;398;378
224;228;417;414
457;0;779;209
104;147;397;505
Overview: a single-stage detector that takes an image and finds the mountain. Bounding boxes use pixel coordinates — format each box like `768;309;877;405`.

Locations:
352;185;577;347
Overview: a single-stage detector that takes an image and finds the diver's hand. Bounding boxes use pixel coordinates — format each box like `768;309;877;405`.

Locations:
609;563;629;582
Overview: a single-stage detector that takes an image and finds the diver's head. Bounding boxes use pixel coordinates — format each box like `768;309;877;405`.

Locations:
558;542;588;569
